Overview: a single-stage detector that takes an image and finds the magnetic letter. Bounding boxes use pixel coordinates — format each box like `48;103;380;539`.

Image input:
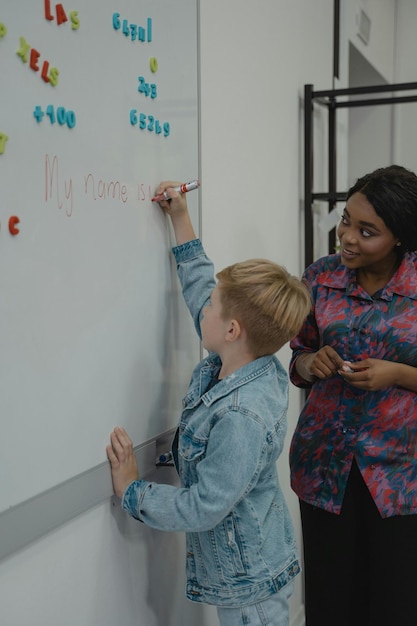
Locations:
44;0;53;21
41;60;50;82
56;4;68;25
48;67;59;86
16;37;30;63
70;11;80;30
150;57;158;73
0;132;9;155
30;48;40;71
9;216;20;236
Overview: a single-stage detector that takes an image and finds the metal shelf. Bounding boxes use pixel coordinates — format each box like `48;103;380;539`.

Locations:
304;81;417;267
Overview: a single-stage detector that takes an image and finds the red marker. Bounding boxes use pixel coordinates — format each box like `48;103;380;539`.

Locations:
151;179;200;202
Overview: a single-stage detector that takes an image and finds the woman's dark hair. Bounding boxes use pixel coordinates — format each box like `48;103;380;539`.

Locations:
347;165;417;253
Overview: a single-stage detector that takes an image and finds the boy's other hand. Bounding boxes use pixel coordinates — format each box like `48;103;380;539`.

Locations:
106;427;139;498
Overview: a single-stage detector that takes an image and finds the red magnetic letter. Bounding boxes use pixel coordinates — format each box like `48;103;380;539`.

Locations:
30;49;40;71
44;0;53;20
56;4;68;25
41;60;50;82
9;216;20;236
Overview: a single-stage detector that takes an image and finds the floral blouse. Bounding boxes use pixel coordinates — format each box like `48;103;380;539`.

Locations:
289;252;417;518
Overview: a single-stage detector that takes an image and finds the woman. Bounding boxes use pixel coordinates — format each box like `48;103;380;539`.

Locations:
289;165;417;626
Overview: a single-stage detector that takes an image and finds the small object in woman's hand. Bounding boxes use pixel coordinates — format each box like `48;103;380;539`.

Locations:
340;361;354;373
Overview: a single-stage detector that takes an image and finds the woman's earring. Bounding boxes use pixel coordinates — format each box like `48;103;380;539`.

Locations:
396;242;402;247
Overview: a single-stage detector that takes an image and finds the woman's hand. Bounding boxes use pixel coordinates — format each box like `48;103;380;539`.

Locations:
296;346;345;382
106;427;139;498
338;358;402;391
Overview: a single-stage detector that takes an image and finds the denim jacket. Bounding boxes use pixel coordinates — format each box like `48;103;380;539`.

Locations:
122;239;300;607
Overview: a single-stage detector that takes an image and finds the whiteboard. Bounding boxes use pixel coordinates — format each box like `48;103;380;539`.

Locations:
0;0;200;514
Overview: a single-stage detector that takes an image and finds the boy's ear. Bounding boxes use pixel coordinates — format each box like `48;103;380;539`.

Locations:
225;319;242;342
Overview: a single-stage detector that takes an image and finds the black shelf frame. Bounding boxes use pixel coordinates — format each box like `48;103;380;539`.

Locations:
304;81;417;268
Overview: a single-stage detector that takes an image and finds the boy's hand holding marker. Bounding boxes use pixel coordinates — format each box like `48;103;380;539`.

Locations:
151;179;200;202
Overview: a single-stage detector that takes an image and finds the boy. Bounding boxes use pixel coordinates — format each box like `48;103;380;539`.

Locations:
106;181;311;626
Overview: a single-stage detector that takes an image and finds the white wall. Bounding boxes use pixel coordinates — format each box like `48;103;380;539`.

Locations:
199;3;333;623
347;44;394;188
393;0;417;172
341;0;397;189
0;2;353;625
343;0;396;83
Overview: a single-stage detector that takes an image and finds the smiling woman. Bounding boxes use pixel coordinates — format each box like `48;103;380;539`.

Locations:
289;164;417;626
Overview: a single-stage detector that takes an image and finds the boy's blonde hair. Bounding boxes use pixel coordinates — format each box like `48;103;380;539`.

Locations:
216;259;311;357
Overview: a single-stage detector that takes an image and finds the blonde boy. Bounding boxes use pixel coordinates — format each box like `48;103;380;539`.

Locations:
107;182;310;626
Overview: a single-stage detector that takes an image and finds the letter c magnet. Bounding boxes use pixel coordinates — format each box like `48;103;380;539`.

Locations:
9;216;20;235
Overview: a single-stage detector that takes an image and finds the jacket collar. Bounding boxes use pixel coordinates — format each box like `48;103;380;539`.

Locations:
197;355;280;407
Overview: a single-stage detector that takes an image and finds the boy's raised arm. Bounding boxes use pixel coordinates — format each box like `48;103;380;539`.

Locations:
154;180;197;245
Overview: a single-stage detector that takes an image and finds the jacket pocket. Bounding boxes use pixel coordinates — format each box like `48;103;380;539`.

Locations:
179;432;206;460
223;514;247;577
178;433;206;486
